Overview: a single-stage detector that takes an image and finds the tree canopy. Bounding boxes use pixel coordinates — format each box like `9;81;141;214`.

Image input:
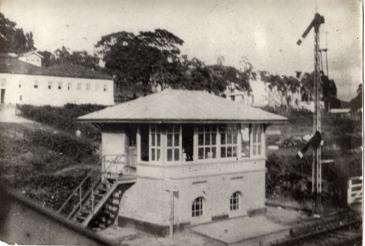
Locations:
0;12;35;54
96;29;183;89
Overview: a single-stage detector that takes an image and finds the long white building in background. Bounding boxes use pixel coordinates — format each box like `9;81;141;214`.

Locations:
0;54;114;106
223;73;321;111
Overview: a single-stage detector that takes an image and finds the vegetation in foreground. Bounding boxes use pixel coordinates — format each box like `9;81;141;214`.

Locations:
265;107;362;209
0;104;106;210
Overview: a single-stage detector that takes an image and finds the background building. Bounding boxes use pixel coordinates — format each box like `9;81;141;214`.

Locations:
0;55;114;106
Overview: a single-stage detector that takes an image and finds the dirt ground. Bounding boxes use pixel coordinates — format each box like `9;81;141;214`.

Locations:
97;206;316;246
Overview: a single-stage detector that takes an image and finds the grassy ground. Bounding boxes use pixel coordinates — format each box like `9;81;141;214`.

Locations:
0;120;100;210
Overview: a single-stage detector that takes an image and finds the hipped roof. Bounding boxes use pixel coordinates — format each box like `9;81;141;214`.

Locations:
79;89;287;124
0;57;112;80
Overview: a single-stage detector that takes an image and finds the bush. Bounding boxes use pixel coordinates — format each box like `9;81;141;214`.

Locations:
17;104;106;140
25;129;97;162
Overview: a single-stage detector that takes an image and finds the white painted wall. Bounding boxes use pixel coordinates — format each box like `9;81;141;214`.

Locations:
0;73;114;106
120;166;266;226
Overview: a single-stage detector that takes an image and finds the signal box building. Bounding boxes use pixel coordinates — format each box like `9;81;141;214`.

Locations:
79;89;286;232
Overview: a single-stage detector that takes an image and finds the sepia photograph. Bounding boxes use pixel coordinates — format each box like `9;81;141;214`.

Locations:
0;0;362;245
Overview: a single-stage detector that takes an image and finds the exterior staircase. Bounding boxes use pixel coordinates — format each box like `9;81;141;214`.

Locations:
56;155;136;230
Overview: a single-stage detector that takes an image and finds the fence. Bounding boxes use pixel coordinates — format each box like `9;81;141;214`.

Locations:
347;176;363;205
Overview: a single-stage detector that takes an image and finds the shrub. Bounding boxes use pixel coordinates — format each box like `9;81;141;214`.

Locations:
17;104;106;140
25;129;97;162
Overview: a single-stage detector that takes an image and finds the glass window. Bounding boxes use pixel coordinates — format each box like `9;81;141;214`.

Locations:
197;125;217;160
167;125;181;161
252;125;263;157
220;125;238;158
230;192;240;210
241;125;250;158
150;126;161;162
192;197;204;217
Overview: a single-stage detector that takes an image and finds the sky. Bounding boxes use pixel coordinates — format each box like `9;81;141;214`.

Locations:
0;0;362;100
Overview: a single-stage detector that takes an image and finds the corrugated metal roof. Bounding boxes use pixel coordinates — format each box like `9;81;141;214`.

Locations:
78;89;287;123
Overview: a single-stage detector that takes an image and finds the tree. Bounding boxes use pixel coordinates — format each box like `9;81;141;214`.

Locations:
0;12;35;53
95;29;184;93
42;46;99;69
350;84;362;112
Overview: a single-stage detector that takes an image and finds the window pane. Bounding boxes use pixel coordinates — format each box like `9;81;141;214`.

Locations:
167;149;173;161
252;126;257;142
167;134;172;146
257;126;262;143
174;149;179;161
152;149;155;161
227;147;232;157
205;133;210;145
198;148;204;159
157;149;161;161
258;145;262;155
212;133;216;145
233;134;237;144
221;147;226;157
221;133;226;144
233;147;237;157
211;147;216;158
241;126;250;158
227;133;232;144
253;145;257;156
151;133;155;146
157;133;161;146
174;134;179;146
198;134;204;145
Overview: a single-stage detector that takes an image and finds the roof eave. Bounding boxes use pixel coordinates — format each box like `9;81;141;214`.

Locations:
78;118;288;124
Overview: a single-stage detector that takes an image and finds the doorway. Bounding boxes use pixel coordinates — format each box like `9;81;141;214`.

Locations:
0;89;5;104
182;124;194;161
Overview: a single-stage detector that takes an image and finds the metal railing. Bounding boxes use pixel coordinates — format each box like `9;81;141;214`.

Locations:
56;154;128;220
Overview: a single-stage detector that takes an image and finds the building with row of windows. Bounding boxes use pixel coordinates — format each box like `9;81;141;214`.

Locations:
79;89;286;233
0;55;114;106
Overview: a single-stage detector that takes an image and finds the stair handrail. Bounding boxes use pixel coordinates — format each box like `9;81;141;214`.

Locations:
56;154;127;221
67;178;102;219
56;171;96;215
101;154;127;176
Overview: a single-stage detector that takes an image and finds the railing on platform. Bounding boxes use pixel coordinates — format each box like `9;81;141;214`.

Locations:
347;176;363;205
56;154;129;220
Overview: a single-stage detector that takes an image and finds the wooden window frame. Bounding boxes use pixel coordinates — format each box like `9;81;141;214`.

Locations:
192;197;204;217
166;125;182;162
230;192;240;211
220;125;239;159
197;125;218;160
149;125;162;163
251;124;264;158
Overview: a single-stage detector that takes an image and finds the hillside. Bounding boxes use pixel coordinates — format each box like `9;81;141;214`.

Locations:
0;105;104;210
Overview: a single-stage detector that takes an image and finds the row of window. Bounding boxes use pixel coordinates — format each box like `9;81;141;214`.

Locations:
17;81;108;92
140;124;264;163
192;192;241;217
